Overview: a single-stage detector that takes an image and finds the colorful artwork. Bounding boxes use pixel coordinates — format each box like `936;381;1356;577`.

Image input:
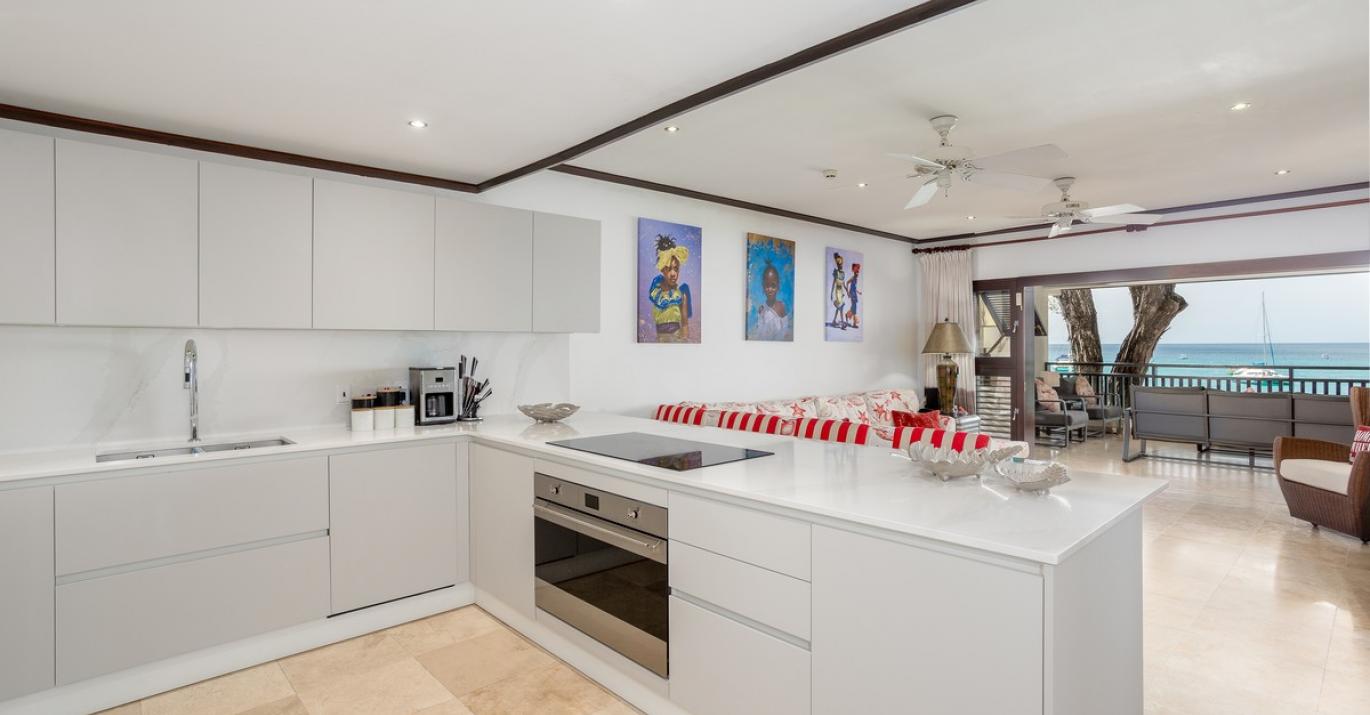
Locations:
637;218;702;343
824;246;863;342
745;233;795;341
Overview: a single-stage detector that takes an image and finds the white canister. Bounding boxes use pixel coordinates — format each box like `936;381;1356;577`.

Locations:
350;407;374;432
394;404;414;428
373;404;396;430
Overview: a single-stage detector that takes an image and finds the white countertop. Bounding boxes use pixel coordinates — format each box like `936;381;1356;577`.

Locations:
0;412;1165;565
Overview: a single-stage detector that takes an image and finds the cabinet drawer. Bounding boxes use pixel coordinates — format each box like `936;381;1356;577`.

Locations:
56;536;329;684
670;541;810;641
669;595;810;715
669;492;810;580
56;456;328;575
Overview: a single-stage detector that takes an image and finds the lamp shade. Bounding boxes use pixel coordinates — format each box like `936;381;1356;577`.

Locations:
921;319;972;355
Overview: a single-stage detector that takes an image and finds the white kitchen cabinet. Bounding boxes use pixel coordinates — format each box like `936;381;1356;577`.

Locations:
312;178;435;330
811;526;1043;715
0;487;54;701
199;162;312;328
669;595;810;715
531;212;600;333
435;198;532;331
55;139;198;326
670;492;811;580
0;128;55;325
469;443;535;619
57;536;329;684
329;443;459;613
669;541;810;640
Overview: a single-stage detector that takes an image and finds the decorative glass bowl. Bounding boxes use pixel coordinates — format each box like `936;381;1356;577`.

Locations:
905;443;1023;481
517;403;580;423
995;460;1071;492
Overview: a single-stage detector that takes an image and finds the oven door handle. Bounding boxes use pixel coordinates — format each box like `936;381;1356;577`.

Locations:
534;501;669;565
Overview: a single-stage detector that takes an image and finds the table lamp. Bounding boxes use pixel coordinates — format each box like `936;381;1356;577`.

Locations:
921;319;972;416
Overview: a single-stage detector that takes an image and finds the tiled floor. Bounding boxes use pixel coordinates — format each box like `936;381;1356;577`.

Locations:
101;434;1369;715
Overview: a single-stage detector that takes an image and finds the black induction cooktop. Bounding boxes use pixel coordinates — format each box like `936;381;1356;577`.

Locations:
547;432;773;471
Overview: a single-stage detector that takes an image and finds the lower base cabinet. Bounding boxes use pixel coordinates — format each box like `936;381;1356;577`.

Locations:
329;443;460;614
56;536;329;684
668;596;810;715
0;487;54;701
469;444;535;619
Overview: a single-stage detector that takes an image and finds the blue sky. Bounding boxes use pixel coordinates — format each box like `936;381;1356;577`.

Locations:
1048;272;1370;344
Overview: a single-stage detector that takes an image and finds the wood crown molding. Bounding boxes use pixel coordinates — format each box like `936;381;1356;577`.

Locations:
1002;250;1370;288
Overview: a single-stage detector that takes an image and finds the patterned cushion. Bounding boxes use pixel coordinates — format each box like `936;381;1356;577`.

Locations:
892;410;941;430
862;389;921;425
717;411;794;436
1035;379;1062;413
756;398;820;419
815;394;871;423
653;404;714;426
1074;377;1099;407
700;401;760;413
1352;426;1370;464
793;417;871;445
895;427;992;452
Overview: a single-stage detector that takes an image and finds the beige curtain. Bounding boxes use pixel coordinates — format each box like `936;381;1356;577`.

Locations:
917;250;977;411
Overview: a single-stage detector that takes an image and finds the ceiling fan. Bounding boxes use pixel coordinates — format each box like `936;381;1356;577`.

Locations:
889;115;1066;209
1009;177;1164;237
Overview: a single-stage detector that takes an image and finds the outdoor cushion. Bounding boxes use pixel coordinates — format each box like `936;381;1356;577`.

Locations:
1280;458;1352;495
793;417;871;445
1352;426;1370;464
815;394;871;423
1036;409;1086;428
1035;379;1062;412
862;388;920;425
1075;377;1099;407
653;404;715;426
716;411;794;436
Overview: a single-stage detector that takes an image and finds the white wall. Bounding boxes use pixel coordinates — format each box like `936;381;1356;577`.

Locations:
476;171;920;417
972;190;1369;280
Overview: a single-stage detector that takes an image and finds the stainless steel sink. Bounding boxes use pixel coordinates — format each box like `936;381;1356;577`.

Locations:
96;437;295;463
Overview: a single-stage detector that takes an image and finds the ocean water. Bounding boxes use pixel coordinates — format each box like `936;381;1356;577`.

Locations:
1047;342;1370;382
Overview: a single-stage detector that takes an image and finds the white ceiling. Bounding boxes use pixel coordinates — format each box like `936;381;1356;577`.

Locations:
577;0;1370;237
0;0;922;182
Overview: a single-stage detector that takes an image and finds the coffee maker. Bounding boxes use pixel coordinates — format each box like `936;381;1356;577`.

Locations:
409;367;457;425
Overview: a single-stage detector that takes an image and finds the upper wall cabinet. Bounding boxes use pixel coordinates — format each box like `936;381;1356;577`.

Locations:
532;212;600;333
199;162;312;328
313;179;435;330
0;128;55;325
435;198;533;332
55;139;198;327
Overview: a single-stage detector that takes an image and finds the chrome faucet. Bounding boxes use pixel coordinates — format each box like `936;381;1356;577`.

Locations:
183;339;199;442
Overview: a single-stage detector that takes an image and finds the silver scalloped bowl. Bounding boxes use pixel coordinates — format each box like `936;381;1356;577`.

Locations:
996;461;1071;492
905;443;1022;482
518;402;580;423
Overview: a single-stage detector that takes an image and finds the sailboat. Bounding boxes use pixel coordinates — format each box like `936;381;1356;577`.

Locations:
1231;293;1282;380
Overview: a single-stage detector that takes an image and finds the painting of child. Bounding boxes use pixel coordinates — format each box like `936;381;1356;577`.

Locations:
637;218;702;343
825;246;863;341
746;233;795;341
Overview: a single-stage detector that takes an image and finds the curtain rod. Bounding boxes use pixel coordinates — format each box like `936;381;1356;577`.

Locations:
911;244;973;254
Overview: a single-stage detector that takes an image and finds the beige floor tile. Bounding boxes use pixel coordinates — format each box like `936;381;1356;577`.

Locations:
421;606;504;643
418;629;556;697
458;663;620;715
240;695;310;715
1316;668;1370;715
279;631;411;693
293;658;455;715
96;703;143;715
385;617;460;658
416;700;477;715
142;663;295;715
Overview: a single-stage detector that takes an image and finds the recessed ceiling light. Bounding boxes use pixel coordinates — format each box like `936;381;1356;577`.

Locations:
664;125;680;133
857;182;868;188
966;215;976;220
408;119;428;129
1229;102;1253;112
1274;168;1291;175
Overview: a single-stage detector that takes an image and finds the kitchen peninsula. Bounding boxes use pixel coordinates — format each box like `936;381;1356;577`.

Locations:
0;412;1163;715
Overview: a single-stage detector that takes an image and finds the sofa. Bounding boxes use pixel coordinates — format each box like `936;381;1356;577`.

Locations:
653;388;1028;455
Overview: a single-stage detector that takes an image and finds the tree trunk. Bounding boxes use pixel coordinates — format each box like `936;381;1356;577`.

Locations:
1055;289;1103;367
1112;284;1188;377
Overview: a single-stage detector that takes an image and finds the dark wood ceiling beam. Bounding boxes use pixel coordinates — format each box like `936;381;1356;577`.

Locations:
476;0;982;191
551;165;919;243
0;102;481;193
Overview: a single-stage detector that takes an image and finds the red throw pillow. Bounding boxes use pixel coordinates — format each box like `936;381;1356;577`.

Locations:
892;410;941;430
1352;426;1370;464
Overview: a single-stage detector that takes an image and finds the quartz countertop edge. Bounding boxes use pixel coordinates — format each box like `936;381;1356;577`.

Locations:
0;412;1167;565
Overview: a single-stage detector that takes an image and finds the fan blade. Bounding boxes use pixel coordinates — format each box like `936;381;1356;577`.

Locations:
1080;203;1146;219
973;144;1067;171
904;178;940;209
1087;212;1163;225
1004;216;1057;224
886;152;946;170
964;170;1052;192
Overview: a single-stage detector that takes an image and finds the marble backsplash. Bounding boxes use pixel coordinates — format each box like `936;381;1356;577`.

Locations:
0;326;570;453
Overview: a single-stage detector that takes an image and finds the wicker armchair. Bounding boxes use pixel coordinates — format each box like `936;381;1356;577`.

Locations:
1273;387;1370;542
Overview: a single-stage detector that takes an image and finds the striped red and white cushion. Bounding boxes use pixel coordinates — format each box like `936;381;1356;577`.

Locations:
653;404;712;426
1351;426;1370;464
793;418;871;445
716;411;793;435
893;427;991;452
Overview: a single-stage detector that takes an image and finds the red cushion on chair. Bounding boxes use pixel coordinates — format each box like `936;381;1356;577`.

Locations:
1352;426;1370;464
892;410;941;430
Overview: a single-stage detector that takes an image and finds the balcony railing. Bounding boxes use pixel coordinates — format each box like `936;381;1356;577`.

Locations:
1044;360;1370;403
